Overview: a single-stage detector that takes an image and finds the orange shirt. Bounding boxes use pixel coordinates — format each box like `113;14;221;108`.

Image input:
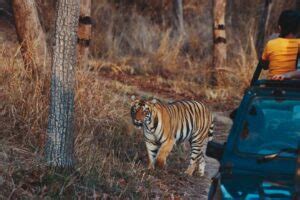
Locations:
262;38;300;77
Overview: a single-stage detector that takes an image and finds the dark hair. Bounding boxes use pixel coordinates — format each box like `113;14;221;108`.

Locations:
278;10;300;37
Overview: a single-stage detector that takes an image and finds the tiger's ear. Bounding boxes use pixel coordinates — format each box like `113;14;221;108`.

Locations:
151;98;158;104
130;95;137;106
131;95;136;101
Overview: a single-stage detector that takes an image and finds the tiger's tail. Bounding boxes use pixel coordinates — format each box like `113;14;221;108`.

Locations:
208;122;214;141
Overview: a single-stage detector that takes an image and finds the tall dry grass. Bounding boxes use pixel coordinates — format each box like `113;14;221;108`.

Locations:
0;47;201;198
0;43;157;198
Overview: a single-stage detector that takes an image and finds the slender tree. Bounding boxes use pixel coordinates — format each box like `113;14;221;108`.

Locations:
227;0;233;26
212;0;227;85
45;0;80;169
77;0;92;67
256;0;272;59
12;0;49;76
172;0;185;37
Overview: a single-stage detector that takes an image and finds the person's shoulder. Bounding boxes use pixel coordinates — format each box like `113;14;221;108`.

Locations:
263;38;280;50
266;37;281;45
267;33;279;41
282;38;300;45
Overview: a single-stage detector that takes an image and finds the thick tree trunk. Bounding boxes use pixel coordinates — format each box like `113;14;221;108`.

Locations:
45;0;80;169
172;0;185;37
77;0;92;68
212;0;227;85
256;0;273;59
12;0;49;76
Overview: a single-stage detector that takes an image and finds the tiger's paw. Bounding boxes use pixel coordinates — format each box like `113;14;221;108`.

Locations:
198;170;205;177
184;165;196;176
184;169;194;176
155;159;166;169
198;164;205;176
148;163;155;170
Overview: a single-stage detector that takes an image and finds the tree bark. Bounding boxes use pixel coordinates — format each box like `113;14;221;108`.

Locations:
172;0;185;37
256;0;273;59
212;0;227;85
12;0;49;76
45;0;80;169
77;0;92;68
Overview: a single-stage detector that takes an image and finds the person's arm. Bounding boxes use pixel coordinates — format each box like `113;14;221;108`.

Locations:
261;43;270;69
259;59;269;70
271;70;300;80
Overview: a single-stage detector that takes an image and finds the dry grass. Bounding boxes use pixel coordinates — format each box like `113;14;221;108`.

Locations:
0;0;266;198
0;43;194;198
0;38;251;198
85;0;257;103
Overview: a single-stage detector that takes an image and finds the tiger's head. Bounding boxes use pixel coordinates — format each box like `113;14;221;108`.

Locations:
130;96;158;128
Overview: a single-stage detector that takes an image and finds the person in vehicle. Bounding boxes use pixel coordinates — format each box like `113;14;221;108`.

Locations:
260;10;300;79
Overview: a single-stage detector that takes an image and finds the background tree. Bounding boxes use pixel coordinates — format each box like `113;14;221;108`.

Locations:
212;0;227;85
256;0;273;59
77;0;92;68
45;0;80;169
12;0;49;77
227;0;233;26
172;0;185;37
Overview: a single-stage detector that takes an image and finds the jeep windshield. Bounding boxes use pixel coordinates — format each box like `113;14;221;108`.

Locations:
236;97;300;158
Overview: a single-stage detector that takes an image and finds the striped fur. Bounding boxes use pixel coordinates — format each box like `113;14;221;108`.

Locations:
130;97;214;176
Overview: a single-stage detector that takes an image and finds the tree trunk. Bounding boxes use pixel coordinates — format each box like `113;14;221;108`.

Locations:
45;0;80;169
227;0;233;26
212;0;227;86
256;0;272;59
77;0;92;68
172;0;185;37
12;0;49;76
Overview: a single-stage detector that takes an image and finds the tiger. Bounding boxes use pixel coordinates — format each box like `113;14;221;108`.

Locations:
130;96;214;176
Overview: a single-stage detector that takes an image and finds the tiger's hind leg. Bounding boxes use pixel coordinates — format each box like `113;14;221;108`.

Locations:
185;133;207;176
197;136;210;176
198;144;207;176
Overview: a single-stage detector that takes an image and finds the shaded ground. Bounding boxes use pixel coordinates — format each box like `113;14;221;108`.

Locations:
97;69;239;111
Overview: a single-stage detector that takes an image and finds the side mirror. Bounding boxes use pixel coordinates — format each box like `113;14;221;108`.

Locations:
206;141;225;161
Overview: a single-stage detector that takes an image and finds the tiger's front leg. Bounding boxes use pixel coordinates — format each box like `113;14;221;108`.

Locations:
145;141;159;170
155;139;175;168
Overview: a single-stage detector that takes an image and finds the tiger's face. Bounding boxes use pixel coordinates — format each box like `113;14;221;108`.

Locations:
130;96;156;128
